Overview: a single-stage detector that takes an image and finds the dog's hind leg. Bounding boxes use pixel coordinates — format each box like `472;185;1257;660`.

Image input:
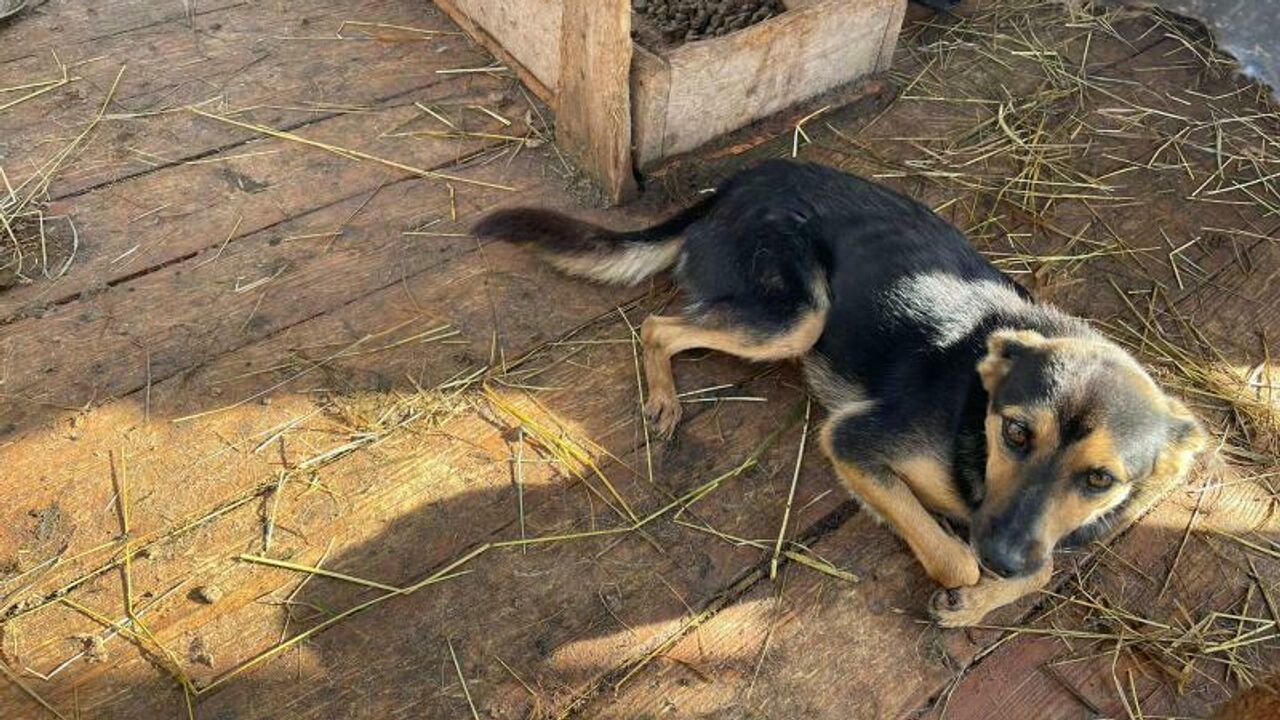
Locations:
640;309;826;437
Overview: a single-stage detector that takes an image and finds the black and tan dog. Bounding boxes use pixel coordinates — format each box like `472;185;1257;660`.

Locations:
475;160;1206;626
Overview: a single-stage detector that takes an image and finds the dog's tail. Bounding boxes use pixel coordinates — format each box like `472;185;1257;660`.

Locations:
472;195;715;285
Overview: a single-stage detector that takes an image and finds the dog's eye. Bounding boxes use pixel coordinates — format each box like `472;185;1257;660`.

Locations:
1082;469;1115;493
1001;418;1030;450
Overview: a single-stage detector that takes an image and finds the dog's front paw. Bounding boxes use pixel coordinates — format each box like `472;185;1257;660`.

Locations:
644;392;683;438
922;539;980;590
929;586;988;628
930;563;1053;628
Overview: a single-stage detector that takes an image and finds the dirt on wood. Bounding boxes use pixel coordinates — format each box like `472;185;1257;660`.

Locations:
631;0;785;50
0;211;77;291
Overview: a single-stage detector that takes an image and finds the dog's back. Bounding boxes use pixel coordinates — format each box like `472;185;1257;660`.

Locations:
690;163;1058;408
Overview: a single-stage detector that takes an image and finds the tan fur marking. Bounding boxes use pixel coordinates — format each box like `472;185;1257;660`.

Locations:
1043;487;1115;542
648;310;827;361
1034;425;1126;539
982;413;1019;505
983;406;1060;519
978;329;1046;391
1065;426;1124;479
891;456;972;522
640;309;827;437
821;428;979;589
1156;397;1208;483
1025;407;1059;458
547;239;682;285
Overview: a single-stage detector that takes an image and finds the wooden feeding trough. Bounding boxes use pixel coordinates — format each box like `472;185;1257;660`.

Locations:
435;0;907;201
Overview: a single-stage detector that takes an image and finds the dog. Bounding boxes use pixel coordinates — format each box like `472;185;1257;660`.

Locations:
474;160;1206;626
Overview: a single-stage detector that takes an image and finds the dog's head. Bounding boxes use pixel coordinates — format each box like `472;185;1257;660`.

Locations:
971;329;1206;578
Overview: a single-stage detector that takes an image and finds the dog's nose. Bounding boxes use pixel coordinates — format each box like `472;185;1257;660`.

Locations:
979;539;1032;578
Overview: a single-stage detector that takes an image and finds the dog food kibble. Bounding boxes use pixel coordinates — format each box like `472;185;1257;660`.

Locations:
632;0;785;49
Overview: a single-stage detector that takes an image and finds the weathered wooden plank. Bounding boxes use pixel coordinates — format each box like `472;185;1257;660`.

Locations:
0;0;244;64
432;0;563;97
0;149;543;440
0;268;842;718
650;0;903;159
0;0;494;199
187;368;844;719
630;44;672;169
0;85;522;322
0;207;678;719
555;0;636;202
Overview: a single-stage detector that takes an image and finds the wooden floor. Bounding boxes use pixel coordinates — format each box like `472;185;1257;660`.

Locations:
1;1;1277;718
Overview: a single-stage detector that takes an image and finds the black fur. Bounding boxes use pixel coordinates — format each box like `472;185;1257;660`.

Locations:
474;196;715;258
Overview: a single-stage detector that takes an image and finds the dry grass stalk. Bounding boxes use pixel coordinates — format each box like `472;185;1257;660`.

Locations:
770;398;811;579
617;308;657;492
238;554;404;594
0;52;77;115
1105;282;1279;458
483;385;639;523
447;638;481;720
187;107;516;191
1;62;115;286
336;20;464;40
0;657;68;720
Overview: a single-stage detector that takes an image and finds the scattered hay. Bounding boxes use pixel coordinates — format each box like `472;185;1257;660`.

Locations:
484;384;639;523
825;0;1279;256
975;534;1280;717
1105;282;1280;460
186;107;518;192
1;64;123;291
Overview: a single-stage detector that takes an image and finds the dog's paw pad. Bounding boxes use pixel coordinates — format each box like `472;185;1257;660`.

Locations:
930;588;964;616
930;587;988;628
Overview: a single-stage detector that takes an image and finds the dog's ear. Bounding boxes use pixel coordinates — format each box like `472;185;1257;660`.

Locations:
1166;396;1206;451
1152;396;1208;483
977;329;1046;392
